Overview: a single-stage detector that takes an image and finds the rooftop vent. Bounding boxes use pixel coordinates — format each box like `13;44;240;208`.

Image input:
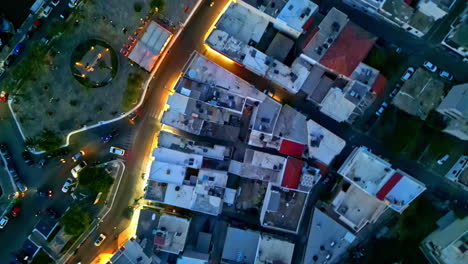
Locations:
250;49;257;57
288;5;293;10
327;38;334;43
166;169;171;175
332;21;340;32
274;69;279;74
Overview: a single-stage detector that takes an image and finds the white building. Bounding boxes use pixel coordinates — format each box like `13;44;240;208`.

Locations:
306;119;346;165
154;215;190;254
437;83;468;141
338;147;426;213
343;0;456;37
442;3;468;61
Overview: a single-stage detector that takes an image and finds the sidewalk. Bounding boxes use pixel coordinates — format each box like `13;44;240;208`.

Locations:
0;149;18;217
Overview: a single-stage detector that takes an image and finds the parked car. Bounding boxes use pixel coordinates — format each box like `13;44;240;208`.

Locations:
390;87;399;98
32;19;43;30
128;110;140;123
437;154;449;165
12;43;24;56
15;181;27;192
263;89;274;98
51;0;60;7
71;161;87;178
41;5;53;18
68;0;79;8
94;234;107;246
22;150;33;166
101;129;119;143
109;146;126;156
439;70;453;81
375;102;388;116
423;61;437;72
0;143;9;156
401;67;415;81
11;207;21;217
60;9;71;20
37;157;48;168
0;216;8;229
62;178;74;193
71;150;85;162
46;208;58;219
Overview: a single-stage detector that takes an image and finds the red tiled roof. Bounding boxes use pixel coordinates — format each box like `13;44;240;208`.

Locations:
302;16;315;31
281;157;304;190
371;74;387;97
319;23;377;77
376;173;403;200
279;139;305;158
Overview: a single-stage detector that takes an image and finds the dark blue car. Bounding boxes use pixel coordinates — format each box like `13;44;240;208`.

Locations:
13;43;24;56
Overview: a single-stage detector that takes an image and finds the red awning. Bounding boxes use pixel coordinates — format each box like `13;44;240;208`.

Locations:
281;157;304;190
376;173;403;200
279;139;305;158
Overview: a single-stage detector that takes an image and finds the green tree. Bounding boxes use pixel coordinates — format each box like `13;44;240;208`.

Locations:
425;110;447;131
35;129;63;152
60;205;92;237
150;0;165;12
78;167;114;194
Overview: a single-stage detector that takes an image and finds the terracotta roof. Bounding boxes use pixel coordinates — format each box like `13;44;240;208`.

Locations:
281;157;304;190
319;23;377;77
371;74;387;97
376;173;403;200
279;139;305;158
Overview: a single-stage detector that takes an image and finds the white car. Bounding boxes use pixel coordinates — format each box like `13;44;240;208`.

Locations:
62;178;74;193
71;161;87;178
439;70;453;81
41;5;53;18
423;61;437;72
68;0;79;8
437;154;449;165
109;146;126;156
94;233;107;246
401;67;415;81
0;216;8;229
72;150;85;162
51;0;60;7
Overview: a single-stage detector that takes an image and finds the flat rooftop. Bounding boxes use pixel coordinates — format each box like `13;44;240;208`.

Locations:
304;208;355;264
222;227;260;264
175;78;246;114
256;235;295;264
156;215;190;254
136;209;160;256
303;8;349;62
320;87;357;122
338;147;394;195
262;185;307;233
128;21;172;71
276;0;318;33
229;149;286;184
153;147;203;169
253;97;282;134
110;240;152;264
307;119;346;165
184;52;262;101
242;0;288;18
273;104;308;144
158;131;229;161
216;2;270;44
392;68;445;120
265;32;294;62
332;184;387;231
162;95;204;135
381;0;413;24
338;147;426;213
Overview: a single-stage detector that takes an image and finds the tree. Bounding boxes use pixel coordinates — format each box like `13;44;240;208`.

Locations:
60;205;91;237
150;0;165;12
425;110;447;131
78;167;114;194
35;129;63;152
